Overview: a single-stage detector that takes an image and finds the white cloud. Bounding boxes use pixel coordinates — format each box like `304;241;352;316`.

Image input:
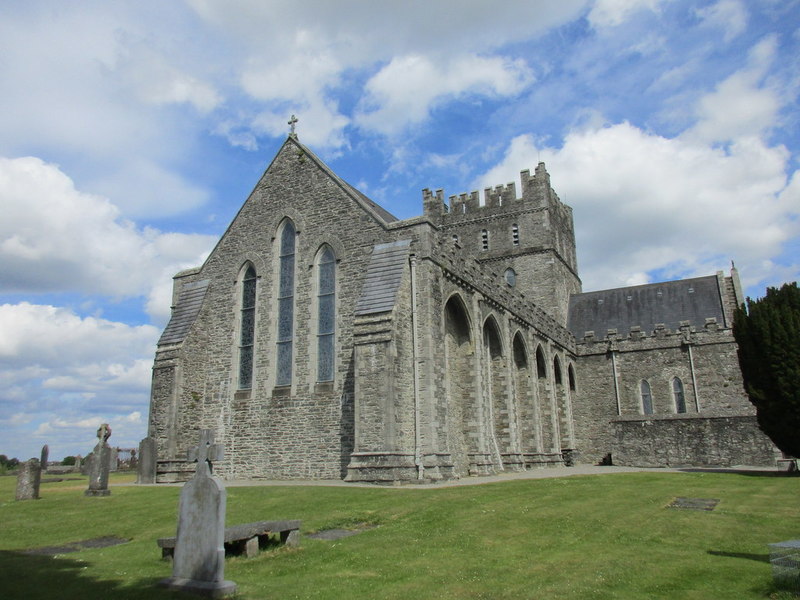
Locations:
683;36;780;144
588;0;665;28
0;156;215;320
0;303;157;458
475;124;798;293
186;0;586;146
695;0;748;43
356;55;534;136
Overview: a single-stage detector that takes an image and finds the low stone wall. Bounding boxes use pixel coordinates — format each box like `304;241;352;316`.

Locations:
611;414;779;467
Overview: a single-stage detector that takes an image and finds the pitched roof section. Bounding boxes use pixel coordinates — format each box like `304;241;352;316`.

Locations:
291;137;399;224
567;275;725;338
355;240;411;315
158;279;210;346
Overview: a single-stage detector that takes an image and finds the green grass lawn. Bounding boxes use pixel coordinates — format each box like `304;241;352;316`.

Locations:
0;470;798;599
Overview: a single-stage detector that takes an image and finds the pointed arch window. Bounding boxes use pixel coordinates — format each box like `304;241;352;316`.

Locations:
317;245;336;382
641;380;654;415
276;220;295;386
673;377;686;413
238;264;257;390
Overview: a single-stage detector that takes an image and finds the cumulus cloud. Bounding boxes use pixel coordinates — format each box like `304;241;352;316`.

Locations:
0;156;216;321
356;55;534;136
186;0;586;147
0;303;158;458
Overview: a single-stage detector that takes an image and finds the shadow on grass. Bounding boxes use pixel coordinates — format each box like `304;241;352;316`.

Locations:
707;549;771;563
0;551;179;600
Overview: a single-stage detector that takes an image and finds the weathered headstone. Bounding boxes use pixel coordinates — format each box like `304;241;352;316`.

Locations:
85;423;112;497
109;447;119;472
137;437;157;484
40;445;49;472
159;429;236;598
15;458;41;501
74;454;82;472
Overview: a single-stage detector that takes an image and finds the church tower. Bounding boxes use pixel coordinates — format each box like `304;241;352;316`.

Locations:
423;162;581;325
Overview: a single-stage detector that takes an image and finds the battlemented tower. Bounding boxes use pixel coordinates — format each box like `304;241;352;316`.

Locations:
423;162;581;325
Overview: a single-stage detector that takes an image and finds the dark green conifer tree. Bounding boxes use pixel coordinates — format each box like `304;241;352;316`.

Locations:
733;282;800;458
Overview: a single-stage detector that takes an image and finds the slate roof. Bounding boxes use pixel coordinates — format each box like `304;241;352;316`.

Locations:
158;279;210;346
355;240;412;315
567;275;725;338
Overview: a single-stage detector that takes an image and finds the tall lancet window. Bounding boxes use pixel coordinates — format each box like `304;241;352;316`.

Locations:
317;246;336;382
238;264;257;390
641;380;654;415
276;220;296;386
673;378;686;413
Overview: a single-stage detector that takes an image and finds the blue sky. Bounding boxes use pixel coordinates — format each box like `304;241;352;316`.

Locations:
1;0;798;461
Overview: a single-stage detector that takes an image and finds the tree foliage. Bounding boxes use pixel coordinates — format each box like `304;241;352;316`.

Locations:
733;282;800;457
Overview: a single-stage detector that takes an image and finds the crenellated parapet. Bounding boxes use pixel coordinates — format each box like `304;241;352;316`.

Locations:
422;162;566;221
574;318;733;356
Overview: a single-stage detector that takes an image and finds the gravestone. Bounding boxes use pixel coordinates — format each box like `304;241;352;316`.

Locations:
159;429;236;598
109;447;119;472
85;424;112;497
15;459;41;501
74;454;82;472
137;437;157;484
40;445;49;472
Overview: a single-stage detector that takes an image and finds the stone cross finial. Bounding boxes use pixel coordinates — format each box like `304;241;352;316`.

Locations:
97;423;112;443
187;429;224;475
288;114;298;137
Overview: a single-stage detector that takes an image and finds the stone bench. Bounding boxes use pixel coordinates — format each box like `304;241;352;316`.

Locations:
158;519;301;559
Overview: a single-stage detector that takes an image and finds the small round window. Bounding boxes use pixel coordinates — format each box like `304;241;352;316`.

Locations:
504;268;516;287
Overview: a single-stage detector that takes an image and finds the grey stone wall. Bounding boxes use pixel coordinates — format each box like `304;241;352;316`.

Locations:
570;319;766;465
424;162;580;326
612;415;778;467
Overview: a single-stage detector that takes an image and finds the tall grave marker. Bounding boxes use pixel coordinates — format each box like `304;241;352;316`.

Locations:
159;429;236;598
85;424;112;497
15;458;41;501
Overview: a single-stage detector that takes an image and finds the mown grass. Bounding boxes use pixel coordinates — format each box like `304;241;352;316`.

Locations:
0;470;797;599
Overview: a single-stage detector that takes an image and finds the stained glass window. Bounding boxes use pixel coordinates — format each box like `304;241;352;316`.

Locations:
238;264;256;389
641;380;654;415
673;378;686;413
317;246;335;382
276;221;295;386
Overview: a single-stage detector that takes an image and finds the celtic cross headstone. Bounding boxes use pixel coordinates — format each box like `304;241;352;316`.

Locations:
159;429;236;598
85;423;112;497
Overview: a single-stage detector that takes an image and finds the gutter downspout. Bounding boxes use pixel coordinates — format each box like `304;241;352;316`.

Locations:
409;254;424;480
610;349;621;416
687;344;701;412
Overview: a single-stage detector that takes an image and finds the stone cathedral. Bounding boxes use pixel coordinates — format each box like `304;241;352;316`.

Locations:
147;133;778;483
